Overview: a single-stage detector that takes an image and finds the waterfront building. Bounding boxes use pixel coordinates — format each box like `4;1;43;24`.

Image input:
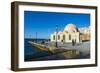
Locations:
50;23;90;43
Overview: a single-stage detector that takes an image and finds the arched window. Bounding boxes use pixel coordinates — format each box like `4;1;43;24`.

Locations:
63;35;65;41
53;35;55;40
58;35;60;40
69;34;71;40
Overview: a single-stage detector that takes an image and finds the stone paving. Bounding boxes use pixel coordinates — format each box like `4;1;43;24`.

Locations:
45;41;90;58
59;42;89;53
30;41;90;61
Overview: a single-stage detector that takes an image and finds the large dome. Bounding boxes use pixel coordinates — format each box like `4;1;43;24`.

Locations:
64;23;78;32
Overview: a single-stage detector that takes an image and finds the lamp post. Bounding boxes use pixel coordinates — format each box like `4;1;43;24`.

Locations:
55;25;58;47
36;32;37;43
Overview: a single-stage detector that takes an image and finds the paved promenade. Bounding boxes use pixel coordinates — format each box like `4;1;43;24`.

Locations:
58;41;90;58
28;41;90;61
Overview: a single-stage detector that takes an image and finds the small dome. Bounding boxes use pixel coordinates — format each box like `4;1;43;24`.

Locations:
64;23;78;32
53;32;56;34
58;31;62;34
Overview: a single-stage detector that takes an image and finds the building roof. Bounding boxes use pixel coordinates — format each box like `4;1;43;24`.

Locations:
64;23;78;32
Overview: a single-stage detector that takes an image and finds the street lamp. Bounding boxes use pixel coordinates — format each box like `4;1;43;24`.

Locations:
55;25;58;47
36;32;37;43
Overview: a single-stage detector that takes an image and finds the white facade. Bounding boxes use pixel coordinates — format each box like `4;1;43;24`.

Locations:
50;24;90;43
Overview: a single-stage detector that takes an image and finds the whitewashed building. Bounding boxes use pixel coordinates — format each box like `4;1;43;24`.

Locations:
50;23;90;43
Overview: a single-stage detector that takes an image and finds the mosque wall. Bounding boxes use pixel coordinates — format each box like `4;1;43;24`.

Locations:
50;24;90;43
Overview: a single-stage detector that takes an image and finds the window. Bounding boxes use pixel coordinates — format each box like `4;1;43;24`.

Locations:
53;35;55;40
69;34;71;40
58;35;60;40
63;35;65;40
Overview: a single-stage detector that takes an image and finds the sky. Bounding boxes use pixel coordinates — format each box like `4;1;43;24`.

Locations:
24;11;90;39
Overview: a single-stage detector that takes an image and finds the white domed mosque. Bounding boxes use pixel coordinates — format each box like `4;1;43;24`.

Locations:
50;23;90;43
